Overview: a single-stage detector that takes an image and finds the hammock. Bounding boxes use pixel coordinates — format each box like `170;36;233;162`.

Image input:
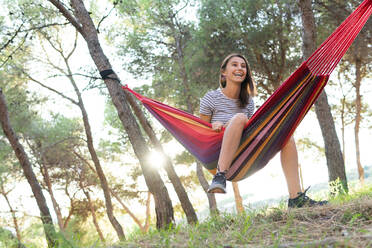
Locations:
123;0;372;182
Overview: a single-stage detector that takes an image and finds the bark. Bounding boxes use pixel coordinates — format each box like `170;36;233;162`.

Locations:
0;185;22;242
40;165;64;231
0;89;57;247
354;57;364;185
196;162;218;215
82;188;105;242
59;0;174;230
69;63;125;240
340;96;346;161
232;182;244;214
63;184;75;230
298;0;348;193
174;34;193;113
24;139;66;232
126;93;197;224
123;16;198;224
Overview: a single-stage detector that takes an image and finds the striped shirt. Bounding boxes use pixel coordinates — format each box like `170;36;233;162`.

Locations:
200;88;255;124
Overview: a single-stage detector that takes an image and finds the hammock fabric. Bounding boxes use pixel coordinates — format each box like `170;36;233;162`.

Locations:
123;0;372;182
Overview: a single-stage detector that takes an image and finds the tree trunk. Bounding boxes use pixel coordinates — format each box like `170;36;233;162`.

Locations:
0;89;57;247
232;182;244;214
298;0;348;193
49;0;174;230
175;34;220;218
0;185;22;242
63;184;75;230
69;66;125;240
354;57;364;185
175;36;193;113
144;191;152;232
110;189;146;232
340;96;346;161
82;189;105;242
314;93;348;192
196;162;218;215
126;93;197;224
41;165;64;231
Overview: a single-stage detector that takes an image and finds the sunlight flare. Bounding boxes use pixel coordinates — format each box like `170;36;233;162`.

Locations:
147;150;165;169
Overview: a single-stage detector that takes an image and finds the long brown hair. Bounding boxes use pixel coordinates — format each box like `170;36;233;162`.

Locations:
219;53;257;107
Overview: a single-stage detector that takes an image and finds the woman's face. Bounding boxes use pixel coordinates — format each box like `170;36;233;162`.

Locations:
222;56;247;85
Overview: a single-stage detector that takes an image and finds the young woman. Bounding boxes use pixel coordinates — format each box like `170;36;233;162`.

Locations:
200;53;327;208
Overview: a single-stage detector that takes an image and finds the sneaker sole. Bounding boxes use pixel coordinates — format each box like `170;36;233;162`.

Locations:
207;187;226;194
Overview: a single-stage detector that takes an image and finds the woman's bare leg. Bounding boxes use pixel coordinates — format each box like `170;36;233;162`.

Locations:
218;113;248;172
280;137;302;198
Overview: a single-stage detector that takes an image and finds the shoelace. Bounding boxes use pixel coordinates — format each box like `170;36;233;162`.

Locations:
295;186;311;199
215;172;226;180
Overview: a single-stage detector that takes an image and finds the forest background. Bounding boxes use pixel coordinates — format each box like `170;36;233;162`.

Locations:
0;0;371;247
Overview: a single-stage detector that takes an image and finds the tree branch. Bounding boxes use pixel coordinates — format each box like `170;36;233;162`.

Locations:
47;0;83;34
22;70;78;105
97;5;116;33
0;23;24;52
0;33;28;68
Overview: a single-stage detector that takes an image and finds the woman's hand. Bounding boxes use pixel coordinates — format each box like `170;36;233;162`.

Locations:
212;121;224;132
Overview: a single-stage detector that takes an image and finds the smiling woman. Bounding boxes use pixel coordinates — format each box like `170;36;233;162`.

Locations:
198;53;327;207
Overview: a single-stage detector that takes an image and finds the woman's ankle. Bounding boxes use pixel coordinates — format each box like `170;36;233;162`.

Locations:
217;164;228;174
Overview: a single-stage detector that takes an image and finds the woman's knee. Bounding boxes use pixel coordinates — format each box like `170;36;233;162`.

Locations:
281;136;297;154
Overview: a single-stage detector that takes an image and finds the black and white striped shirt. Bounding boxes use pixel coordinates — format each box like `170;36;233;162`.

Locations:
200;88;255;124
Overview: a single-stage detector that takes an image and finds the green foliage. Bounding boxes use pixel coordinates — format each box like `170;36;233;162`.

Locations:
330;184;372;204
296;137;325;156
174;150;195;165
197;0;302;98
23;113;86;188
1;0;62;69
114;0;201;112
0;227;24;248
315;0;372;127
329;177;348;196
0;78;40;134
0;139;18;178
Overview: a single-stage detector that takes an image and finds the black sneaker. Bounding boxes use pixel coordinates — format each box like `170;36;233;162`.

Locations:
207;172;227;194
288;187;328;208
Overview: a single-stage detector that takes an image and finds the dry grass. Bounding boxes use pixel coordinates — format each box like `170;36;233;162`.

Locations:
117;186;372;248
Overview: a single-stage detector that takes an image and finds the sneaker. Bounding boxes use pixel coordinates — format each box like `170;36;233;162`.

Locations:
207;171;227;194
288;187;328;208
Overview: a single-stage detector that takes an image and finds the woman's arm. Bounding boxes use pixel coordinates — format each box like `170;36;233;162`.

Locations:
200;114;223;132
200;114;211;123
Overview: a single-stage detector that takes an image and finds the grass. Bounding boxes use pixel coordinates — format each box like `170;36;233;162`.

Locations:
115;184;372;248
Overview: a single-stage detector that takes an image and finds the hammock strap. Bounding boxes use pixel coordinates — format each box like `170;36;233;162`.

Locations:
99;69;121;83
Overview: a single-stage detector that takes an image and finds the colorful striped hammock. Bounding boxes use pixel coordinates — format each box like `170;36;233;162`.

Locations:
123;0;372;182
